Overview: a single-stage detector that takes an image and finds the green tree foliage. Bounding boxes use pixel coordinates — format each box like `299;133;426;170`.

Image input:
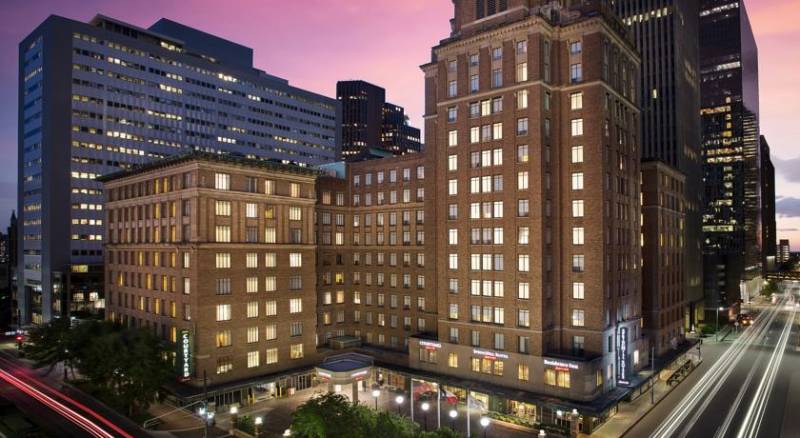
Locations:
24;319;173;417
290;393;460;438
762;280;779;297
24;317;76;376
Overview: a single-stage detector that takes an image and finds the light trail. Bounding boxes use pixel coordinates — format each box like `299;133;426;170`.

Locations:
736;300;796;438
0;368;114;438
712;344;762;438
0;354;134;438
651;296;785;438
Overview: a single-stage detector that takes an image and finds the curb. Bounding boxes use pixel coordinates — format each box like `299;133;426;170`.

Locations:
617;360;703;438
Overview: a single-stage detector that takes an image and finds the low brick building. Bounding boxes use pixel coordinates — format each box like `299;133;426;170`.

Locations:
101;153;321;394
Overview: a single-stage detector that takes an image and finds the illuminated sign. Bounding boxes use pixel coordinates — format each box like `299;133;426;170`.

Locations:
472;349;509;360
617;327;630;385
543;359;579;370
420;340;442;350
180;329;192;380
351;370;368;379
317;371;332;379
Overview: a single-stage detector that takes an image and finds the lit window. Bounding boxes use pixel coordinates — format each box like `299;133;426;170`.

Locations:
573;282;585;300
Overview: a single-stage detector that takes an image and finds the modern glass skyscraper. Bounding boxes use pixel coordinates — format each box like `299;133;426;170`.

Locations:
614;0;705;331
699;0;762;307
18;15;340;324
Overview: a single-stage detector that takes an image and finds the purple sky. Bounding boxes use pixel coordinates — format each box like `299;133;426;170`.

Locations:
1;0;799;248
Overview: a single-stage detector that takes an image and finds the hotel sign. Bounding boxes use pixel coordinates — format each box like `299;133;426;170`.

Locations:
472;349;509;360
420;340;442;350
180;329;193;380
617;327;630;385
543;359;579;371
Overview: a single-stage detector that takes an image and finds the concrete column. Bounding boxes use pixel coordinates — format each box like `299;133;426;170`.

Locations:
352;381;359;404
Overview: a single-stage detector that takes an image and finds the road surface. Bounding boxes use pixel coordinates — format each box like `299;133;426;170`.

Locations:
628;285;800;438
0;349;146;437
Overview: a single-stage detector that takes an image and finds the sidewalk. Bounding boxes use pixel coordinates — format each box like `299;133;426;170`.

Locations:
590;335;732;438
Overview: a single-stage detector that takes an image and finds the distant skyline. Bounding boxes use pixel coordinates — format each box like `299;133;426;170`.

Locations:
1;0;799;249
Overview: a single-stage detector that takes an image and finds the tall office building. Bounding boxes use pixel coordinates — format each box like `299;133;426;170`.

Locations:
699;0;762;307
412;0;644;423
381;103;422;155
337;80;421;159
614;0;704;333
777;239;791;266
760;135;776;272
18;15;340;324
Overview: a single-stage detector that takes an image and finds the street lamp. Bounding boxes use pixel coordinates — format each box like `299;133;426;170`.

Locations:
395;395;405;415
480;416;490;438
372;389;381;410
421;402;430;431
230;406;238;430
539;430;547;438
283;428;292;437
254;416;263;438
448;409;458;430
716;306;725;342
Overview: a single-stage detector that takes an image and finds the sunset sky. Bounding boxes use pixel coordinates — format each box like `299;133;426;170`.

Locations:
0;0;798;248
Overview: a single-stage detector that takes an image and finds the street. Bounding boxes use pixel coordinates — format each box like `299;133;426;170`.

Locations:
0;345;147;438
628;286;800;438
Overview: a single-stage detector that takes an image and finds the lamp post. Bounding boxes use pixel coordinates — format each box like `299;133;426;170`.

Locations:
480;416;490;438
395;395;405;416
448;409;458;430
372;389;381;410
421;402;430;431
716;306;725;342
230;405;238;431
254;416;263;438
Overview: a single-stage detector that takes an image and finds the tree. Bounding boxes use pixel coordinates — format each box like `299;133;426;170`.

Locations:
374;410;419;437
418;429;460;438
290;393;454;438
113;328;174;416
24;317;76;377
291;393;363;438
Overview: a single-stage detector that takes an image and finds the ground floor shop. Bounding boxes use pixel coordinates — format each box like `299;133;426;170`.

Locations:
167;353;628;435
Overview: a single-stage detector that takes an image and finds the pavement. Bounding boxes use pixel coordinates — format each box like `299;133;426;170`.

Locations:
625;288;800;438
591;336;726;438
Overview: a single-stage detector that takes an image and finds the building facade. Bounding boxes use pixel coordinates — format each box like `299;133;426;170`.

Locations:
18;15;340;324
760;135;776;272
777;239;791;266
641;161;686;355
411;0;644;408
614;0;704;333
699;0;763;307
102;153;321;390
337;80;421;159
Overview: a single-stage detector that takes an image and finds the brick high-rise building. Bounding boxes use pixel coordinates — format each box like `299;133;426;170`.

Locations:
409;0;644;412
641;161;686;355
96;2;655;430
18;15;340;324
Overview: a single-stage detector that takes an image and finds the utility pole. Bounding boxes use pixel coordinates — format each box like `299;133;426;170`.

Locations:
203;370;209;438
650;346;655;404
